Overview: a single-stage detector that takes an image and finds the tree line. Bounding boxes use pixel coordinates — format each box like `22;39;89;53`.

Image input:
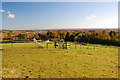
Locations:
1;29;120;46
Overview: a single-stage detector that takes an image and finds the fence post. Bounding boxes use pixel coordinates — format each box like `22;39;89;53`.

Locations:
46;43;48;49
75;41;77;49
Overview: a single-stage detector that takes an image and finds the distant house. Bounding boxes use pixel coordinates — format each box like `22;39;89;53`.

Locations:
33;38;37;42
37;40;42;42
39;30;47;34
45;40;49;42
59;39;64;42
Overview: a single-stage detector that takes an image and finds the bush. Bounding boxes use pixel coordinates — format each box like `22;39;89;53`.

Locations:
2;39;31;43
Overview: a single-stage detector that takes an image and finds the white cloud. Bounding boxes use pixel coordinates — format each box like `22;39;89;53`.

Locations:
83;15;117;28
0;9;5;12
7;11;16;18
86;17;91;20
8;14;15;18
86;15;96;20
7;11;11;14
91;15;96;18
0;9;16;19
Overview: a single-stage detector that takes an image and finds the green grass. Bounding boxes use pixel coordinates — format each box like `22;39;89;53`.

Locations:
2;42;119;78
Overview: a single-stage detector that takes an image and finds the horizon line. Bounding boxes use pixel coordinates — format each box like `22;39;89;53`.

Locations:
1;28;118;30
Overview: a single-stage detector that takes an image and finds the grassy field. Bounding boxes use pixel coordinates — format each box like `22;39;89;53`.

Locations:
2;42;119;78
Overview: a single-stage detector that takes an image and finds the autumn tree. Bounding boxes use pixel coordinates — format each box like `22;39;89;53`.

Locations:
17;33;27;39
109;31;118;41
34;33;40;40
65;32;70;41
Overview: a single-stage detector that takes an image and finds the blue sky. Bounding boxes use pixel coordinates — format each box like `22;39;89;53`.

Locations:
0;2;2;30
1;2;118;30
